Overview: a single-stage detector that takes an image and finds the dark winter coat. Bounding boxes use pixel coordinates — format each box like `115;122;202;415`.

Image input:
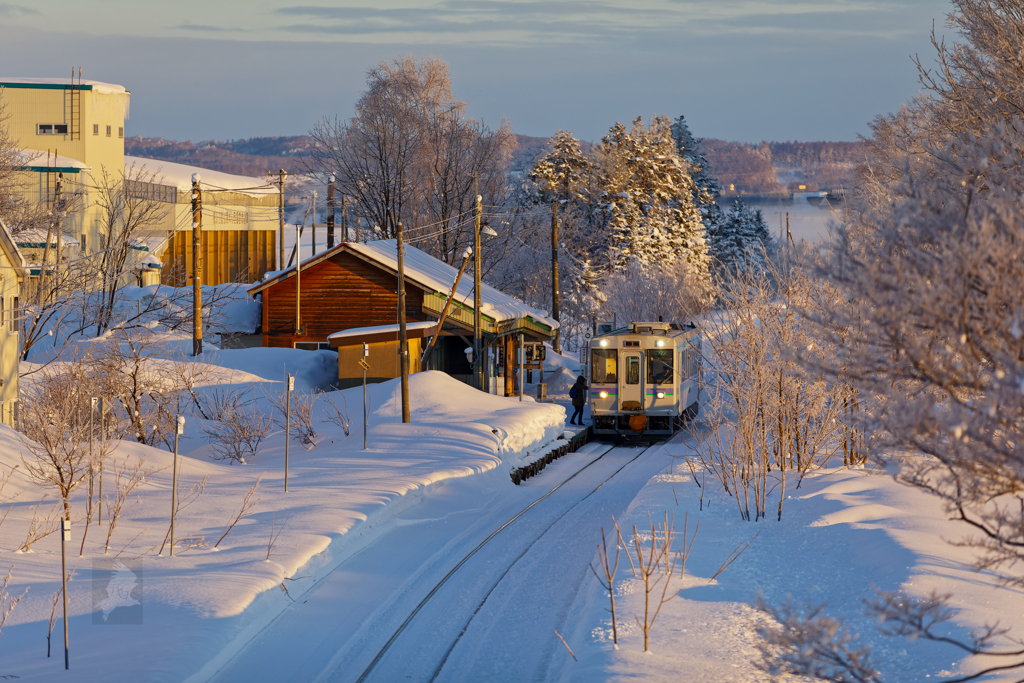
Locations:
570;377;588;406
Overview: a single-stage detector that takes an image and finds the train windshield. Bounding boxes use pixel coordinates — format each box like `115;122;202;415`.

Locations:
647;349;674;385
592;349;617;383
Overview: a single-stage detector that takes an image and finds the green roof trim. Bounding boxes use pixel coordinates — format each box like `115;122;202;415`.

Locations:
18;166;83;174
0;82;98;91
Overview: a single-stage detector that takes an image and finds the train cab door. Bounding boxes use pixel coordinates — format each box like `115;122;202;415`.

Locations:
620;352;643;410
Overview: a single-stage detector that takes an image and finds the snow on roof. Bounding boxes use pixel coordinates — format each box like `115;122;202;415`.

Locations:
15;148;89;172
253;239;557;330
126;156;276;199
0;77;128;95
328;321;437;342
13;229;80;247
349;241;556;328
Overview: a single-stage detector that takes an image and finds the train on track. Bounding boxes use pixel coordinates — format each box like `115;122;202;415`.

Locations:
588;321;702;440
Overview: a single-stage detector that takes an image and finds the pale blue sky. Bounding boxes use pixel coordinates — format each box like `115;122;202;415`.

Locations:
0;0;951;143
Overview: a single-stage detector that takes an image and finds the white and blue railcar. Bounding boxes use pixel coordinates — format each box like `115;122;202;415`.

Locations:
588;321;701;439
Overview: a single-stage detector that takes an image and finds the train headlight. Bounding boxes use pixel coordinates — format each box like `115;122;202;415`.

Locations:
599;339;608;347
656;340;665;347
599;391;608;399
656;392;665;399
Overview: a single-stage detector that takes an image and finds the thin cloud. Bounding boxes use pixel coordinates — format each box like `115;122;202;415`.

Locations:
0;3;40;16
174;21;249;33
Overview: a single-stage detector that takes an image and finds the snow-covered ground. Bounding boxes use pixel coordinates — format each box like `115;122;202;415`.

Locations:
0;349;565;682
554;449;1024;682
4;326;1024;683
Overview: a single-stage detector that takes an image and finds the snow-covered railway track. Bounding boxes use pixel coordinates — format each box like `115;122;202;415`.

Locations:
352;443;655;683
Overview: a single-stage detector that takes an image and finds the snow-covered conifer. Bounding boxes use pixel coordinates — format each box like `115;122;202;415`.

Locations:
597;117;709;282
529;130;590;201
671;115;725;245
714;199;774;277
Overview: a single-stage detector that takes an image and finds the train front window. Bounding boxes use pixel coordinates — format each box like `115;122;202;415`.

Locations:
592;349;617;383
647;349;674;385
626;356;640;385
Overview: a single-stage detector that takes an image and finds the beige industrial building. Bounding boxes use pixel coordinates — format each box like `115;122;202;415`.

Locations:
0;76;278;286
0;218;26;425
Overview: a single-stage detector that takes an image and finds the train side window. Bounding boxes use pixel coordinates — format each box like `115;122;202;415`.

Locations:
592;349;617;383
626;356;640;385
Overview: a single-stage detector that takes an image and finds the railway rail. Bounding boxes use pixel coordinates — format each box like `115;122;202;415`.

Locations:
353;442;656;683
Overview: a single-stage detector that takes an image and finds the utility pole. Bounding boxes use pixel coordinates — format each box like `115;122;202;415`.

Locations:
327;176;335;249
473;177;483;391
295;219;302;335
311;191;318;256
278;170;286;270
396;222;411;423
341;195;348;242
191;174;203;356
551;200;561;354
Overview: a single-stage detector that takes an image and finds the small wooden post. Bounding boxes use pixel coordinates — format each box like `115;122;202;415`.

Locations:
285;373;293;492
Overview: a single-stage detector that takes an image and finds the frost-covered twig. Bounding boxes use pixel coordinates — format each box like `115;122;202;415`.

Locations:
215;474;263;548
755;593;879;683
266;511;285;561
589;518;623;645
0;565;27;637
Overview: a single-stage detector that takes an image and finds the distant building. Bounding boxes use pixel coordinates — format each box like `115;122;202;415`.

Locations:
247;239;557;391
125;156;277;285
0;76;276;286
0;218;27;425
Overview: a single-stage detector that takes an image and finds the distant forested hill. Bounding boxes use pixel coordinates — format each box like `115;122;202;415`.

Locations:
701;139;863;196
126;134;861;196
124;136;313;177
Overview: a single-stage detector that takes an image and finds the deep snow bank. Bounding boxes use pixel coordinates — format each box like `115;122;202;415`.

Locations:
0;369;564;682
555;454;1024;683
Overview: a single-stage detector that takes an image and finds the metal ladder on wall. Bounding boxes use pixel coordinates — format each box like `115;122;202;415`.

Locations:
65;67;81;141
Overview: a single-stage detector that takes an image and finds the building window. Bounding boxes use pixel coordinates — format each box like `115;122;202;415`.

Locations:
37;124;69;135
10;297;18;333
81;233;87;255
293;342;334;351
93;124;99;136
118;127;124;138
106;125;112;137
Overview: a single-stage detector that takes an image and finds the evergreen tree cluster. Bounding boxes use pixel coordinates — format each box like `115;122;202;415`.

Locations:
598;117;708;279
711;198;775;277
509;113;777;338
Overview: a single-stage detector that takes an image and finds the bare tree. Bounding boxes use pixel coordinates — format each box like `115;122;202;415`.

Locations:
203;391;272;464
266;512;285;561
46;569;77;657
19;368;91;525
683;259;847;521
270;389;319;447
159;475;207;555
0;565;27;637
305;55;514;263
589;520;624;646
101;457;151;555
214;474;263;548
807;123;1024;587
625;512;680;653
17;502;60;552
755;594;880;683
89;164;171;335
321;392;351;437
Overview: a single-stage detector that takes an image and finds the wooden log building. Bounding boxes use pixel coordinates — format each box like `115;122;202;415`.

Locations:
246;240;557;393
